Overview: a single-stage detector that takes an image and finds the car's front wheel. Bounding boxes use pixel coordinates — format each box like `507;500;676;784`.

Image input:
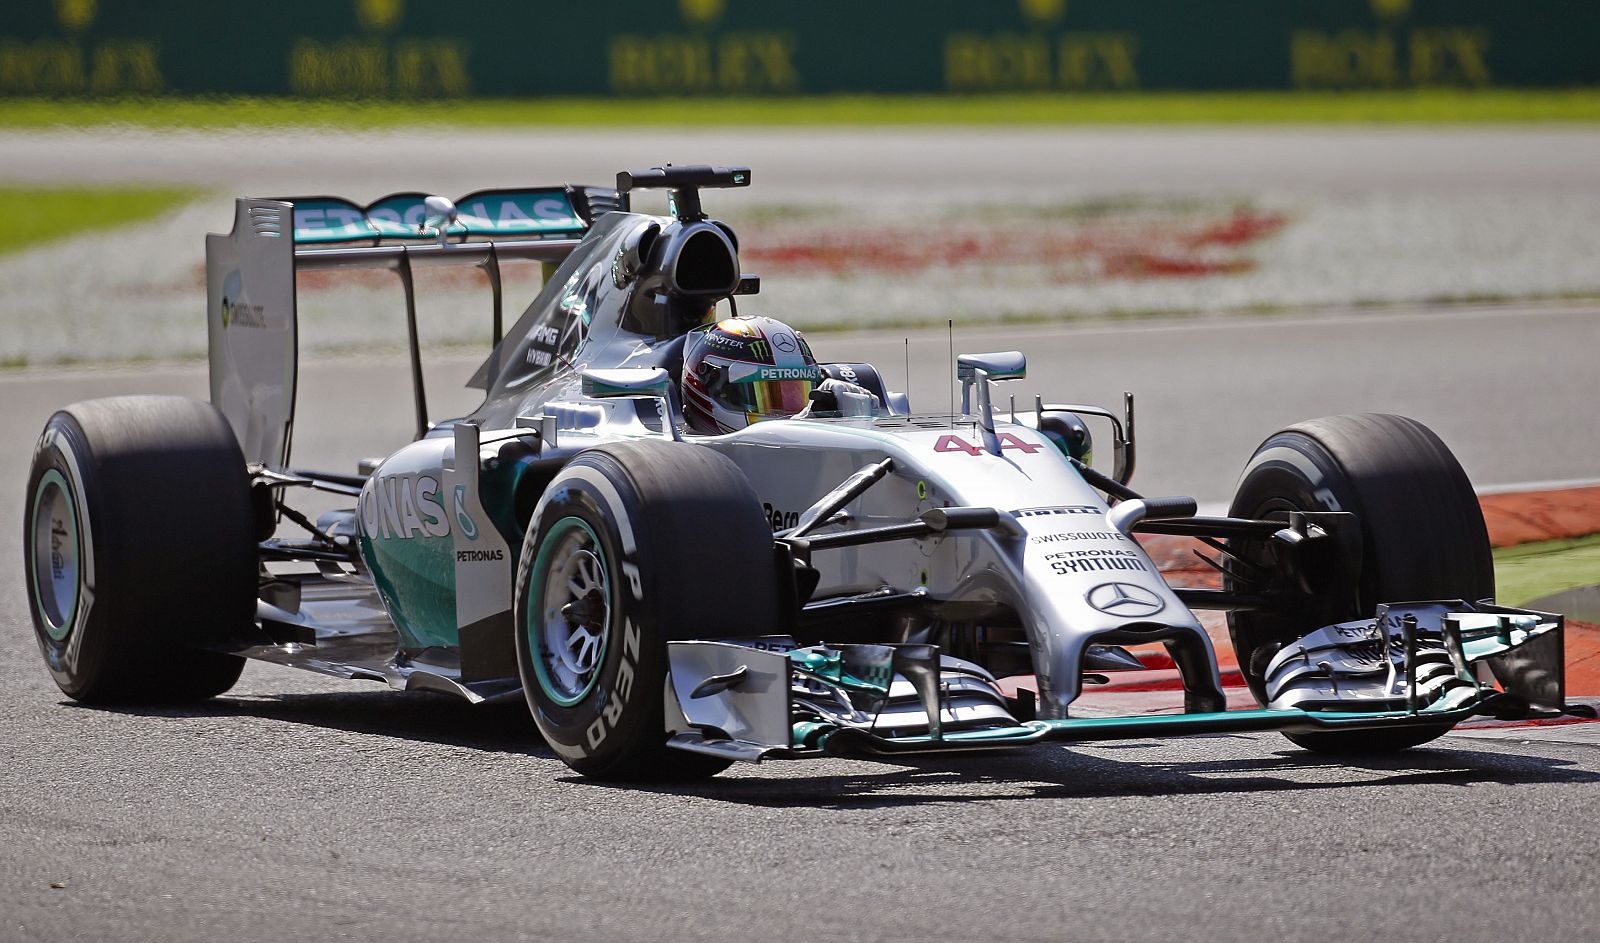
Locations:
1227;413;1493;753
514;439;783;780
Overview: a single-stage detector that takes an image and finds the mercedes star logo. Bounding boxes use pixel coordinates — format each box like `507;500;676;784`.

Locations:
772;332;797;352
1085;582;1165;617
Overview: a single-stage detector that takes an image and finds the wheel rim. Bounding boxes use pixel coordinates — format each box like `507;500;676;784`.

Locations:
30;469;81;642
529;517;612;707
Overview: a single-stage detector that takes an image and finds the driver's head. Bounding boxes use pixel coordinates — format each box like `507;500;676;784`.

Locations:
682;316;819;434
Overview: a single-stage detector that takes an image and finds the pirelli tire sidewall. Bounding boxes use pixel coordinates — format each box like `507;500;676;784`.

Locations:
26;414;100;692
515;472;659;771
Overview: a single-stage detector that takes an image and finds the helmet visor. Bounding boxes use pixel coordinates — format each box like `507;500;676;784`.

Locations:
744;378;815;417
722;364;821;418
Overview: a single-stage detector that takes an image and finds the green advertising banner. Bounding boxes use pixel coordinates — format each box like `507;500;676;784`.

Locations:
1;0;1596;98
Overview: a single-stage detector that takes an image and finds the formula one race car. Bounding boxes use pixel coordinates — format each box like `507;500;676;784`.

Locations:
23;165;1570;780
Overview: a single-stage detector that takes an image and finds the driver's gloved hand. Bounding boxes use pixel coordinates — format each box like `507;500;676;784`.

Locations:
799;378;877;418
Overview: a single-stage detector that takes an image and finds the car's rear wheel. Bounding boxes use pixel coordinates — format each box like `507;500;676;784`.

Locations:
25;395;254;703
515;439;783;780
1227;413;1493;753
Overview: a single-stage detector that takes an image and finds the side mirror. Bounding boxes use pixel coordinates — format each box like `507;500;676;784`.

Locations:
581;367;681;441
955;351;1025;456
581;367;673;399
956;350;1025;383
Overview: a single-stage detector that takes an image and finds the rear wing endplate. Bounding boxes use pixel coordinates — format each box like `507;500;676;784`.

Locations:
205;186;617;467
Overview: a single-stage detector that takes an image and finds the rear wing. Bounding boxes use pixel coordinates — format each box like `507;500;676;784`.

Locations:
205;185;620;468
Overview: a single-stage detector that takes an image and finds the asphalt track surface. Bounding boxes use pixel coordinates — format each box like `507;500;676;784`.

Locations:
4;304;1600;941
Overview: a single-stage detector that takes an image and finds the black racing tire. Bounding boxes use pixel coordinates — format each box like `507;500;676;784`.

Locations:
24;396;254;703
514;439;782;781
1226;414;1492;754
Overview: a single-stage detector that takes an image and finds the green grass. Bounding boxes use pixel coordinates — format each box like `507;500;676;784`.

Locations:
4;89;1600;130
0;185;200;256
1494;534;1600;608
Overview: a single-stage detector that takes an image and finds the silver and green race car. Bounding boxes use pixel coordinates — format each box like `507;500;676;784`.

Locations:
23;165;1570;780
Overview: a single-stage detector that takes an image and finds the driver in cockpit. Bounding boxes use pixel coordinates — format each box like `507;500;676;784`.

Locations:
680;315;876;434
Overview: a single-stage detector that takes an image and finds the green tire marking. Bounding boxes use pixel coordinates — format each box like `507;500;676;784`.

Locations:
528;516;611;707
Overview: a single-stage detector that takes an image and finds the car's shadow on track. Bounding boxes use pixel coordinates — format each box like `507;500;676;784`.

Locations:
574;738;1600;808
77;693;1600;807
71;688;559;759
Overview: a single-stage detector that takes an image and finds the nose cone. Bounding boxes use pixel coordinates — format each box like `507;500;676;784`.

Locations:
1014;511;1224;719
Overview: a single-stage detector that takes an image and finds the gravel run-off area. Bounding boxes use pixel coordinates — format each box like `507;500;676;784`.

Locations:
1;126;1599;365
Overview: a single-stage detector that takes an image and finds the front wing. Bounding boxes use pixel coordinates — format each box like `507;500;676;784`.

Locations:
662;600;1566;763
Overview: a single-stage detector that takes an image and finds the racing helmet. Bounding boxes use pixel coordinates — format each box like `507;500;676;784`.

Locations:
682;316;820;434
